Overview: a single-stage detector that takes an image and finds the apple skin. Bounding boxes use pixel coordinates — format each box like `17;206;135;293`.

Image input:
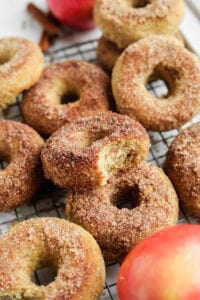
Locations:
117;225;200;300
47;0;96;30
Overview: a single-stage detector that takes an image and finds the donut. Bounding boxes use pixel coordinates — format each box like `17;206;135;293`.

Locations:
174;31;185;46
66;161;179;262
94;0;184;48
112;35;200;131
97;33;185;73
166;122;200;215
0;217;105;299
41;112;150;190
0;37;44;109
22;60;111;136
0;120;44;211
97;36;123;72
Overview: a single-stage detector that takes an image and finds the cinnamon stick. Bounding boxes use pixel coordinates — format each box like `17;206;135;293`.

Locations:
27;3;60;35
39;30;51;52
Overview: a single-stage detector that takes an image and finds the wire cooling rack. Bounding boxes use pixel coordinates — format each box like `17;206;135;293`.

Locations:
0;39;200;299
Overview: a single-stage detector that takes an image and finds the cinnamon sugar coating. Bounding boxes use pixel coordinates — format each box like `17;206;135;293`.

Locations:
97;33;184;73
166;123;200;215
94;0;184;48
22;60;111;136
0;120;44;211
112;35;200;131
97;36;123;73
0;37;44;109
66;161;178;262
41;112;150;190
0;217;105;299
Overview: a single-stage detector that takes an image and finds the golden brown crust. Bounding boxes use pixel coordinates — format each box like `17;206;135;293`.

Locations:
97;33;185;73
112;35;200;131
165;123;200;215
97;36;123;73
22;60;111;136
0;217;105;299
94;0;184;48
66;161;178;262
0;37;44;109
41;112;150;190
0;120;44;211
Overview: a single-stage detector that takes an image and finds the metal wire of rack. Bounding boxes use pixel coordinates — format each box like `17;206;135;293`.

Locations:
0;39;200;299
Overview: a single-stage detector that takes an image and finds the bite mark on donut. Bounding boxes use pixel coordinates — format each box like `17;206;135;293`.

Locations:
41;112;150;190
98;139;147;185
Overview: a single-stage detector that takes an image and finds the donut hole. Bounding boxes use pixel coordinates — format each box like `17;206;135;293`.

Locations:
147;78;169;98
49;82;80;105
113;186;140;210
0;159;9;169
31;263;57;286
0;151;10;170
0;53;12;65
61;91;79;104
98;139;143;184
130;0;151;8
75;131;109;148
146;66;180;98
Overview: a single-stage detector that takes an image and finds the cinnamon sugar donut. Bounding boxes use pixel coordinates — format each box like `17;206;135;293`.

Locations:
97;33;185;72
66;162;178;262
0;37;43;109
0;217;105;299
0;120;44;211
112;35;200;131
94;0;184;48
22;60;111;136
166;122;200;215
97;36;123;72
41;112;150;190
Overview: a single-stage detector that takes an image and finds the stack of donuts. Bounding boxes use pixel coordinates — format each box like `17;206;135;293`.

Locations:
95;0;184;72
94;0;200;132
0;0;200;298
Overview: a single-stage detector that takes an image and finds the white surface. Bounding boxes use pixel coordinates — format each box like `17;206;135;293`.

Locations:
0;0;47;42
180;2;200;55
186;0;200;18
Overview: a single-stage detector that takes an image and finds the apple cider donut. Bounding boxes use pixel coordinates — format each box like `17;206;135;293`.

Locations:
112;35;200;131
0;120;44;211
97;33;185;73
166;123;200;215
94;0;184;48
22;60;111;136
66;161;178;262
97;36;123;73
41;112;150;190
0;37;44;109
0;217;105;299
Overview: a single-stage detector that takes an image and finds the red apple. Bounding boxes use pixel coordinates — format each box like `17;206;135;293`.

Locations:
47;0;96;30
117;225;200;300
